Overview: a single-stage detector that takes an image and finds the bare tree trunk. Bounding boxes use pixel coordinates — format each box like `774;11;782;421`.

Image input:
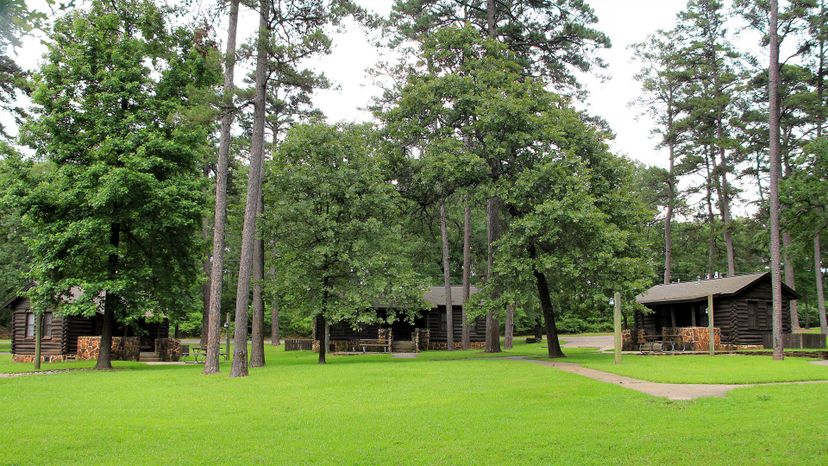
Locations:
485;197;501;353
250;192;266;367
816;232;827;334
96;222;120;370
704;149;717;278
200;255;210;347
439;197;454;350
814;2;826;335
318;314;327;364
204;0;240;375
534;316;543;341
534;269;564;358
504;303;514;349
200;161;212;347
717;138;736;277
483;0;501;354
782;231;800;331
271;262;280;346
230;0;270;377
664;107;675;285
461;202;471;349
768;0;784;360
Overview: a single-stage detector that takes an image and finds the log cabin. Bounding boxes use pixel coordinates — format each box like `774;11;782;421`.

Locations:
3;292;169;361
315;285;486;352
635;272;799;347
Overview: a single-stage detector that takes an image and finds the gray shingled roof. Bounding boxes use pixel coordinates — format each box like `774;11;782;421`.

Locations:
636;272;798;305
424;285;479;307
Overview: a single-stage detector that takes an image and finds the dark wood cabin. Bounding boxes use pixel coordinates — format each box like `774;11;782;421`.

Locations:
4;295;169;358
316;286;486;351
635;272;798;347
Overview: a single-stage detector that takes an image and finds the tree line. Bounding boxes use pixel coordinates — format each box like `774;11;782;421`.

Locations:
0;0;823;371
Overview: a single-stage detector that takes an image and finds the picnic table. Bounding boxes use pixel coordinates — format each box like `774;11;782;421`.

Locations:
191;346;227;363
640;333;694;353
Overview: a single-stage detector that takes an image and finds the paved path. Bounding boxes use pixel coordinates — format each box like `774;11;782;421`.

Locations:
560;335;613;350
0;369;88;378
507;357;828;401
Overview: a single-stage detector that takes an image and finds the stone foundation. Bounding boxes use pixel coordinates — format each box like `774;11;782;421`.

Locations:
13;354;67;363
662;326;722;351
76;336;140;361
155;338;181;361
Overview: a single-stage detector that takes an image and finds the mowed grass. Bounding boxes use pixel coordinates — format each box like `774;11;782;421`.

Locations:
2;343;828;464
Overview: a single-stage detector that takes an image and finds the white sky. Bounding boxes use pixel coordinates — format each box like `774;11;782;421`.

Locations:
9;0;778;215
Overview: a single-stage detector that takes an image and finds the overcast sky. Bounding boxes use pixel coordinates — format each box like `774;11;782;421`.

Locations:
10;0;773;213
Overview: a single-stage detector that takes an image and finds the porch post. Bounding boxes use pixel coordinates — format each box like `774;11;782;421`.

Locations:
708;294;715;355
670;306;676;328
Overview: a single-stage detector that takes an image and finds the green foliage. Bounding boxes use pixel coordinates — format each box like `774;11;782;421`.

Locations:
390;0;610;92
263;123;427;327
15;0;220;322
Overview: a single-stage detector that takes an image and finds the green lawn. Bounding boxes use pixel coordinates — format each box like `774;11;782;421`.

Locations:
2;342;828;464
0;339;9;353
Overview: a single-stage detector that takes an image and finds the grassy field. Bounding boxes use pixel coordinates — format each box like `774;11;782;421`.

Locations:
2;341;828;464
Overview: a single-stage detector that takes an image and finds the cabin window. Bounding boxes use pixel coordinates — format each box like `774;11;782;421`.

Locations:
25;313;35;338
43;312;53;338
440;312;447;333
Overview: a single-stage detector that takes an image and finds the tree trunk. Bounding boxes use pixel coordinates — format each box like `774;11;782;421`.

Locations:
816;232;827;334
271;262;280;346
814;2;826;335
768;0;784;360
200;245;210;347
504;303;514;349
250;192;266;367
230;0;269;377
440;197;454;350
782;231;800;331
534;269;564;358
483;0;501;354
717;127;736;277
204;0;240;375
96;222;120;370
461;202;471;349
704;148;717;278
200;160;212;348
33;313;41;370
485;197;501;353
664;107;675;285
318;314;327;364
533;316;543;341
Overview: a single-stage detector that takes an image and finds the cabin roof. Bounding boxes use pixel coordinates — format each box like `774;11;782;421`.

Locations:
636;272;800;305
424;286;480;307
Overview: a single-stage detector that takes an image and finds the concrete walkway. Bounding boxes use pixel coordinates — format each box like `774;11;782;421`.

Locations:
0;369;87;378
508;357;828;401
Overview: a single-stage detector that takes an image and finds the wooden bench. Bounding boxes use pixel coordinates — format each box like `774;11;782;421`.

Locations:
358;339;391;353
